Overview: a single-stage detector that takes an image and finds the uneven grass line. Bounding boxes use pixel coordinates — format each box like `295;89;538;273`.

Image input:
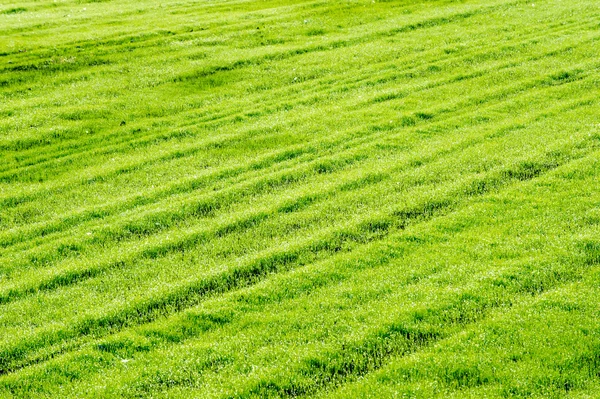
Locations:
0;0;512;97
1;43;596;252
0;86;595;311
1;70;596;274
1;0;592;108
0;0;597;396
0;22;596;212
173;1;523;85
3;12;593;182
1;86;592;294
10;206;597;397
3;22;596;202
0;150;368;276
0;145;320;246
0;0;354;59
233;261;593;399
0;0;482;108
0;220;427;390
0;0;547;174
28;171;598;398
316;252;600;396
0;134;593;375
2;100;592;282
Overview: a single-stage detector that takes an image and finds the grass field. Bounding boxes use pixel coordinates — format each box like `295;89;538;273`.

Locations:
1;0;600;397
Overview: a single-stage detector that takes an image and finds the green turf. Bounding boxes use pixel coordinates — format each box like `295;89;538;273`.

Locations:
1;0;599;397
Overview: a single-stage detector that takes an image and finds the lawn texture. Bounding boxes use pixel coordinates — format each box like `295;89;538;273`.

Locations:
0;0;600;397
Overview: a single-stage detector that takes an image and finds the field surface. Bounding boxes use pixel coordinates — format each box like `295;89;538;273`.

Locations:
1;0;600;397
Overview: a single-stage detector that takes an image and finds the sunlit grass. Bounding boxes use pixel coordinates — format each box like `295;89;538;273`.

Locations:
0;0;599;397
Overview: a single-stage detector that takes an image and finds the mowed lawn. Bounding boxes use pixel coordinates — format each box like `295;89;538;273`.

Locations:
1;0;599;397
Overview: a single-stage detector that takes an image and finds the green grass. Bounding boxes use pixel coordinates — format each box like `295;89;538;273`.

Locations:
1;0;599;397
